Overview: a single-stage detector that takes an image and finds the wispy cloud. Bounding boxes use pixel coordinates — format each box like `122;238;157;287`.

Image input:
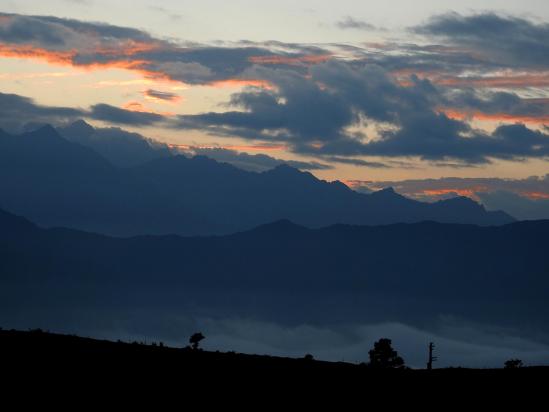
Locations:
142;89;182;103
336;16;377;31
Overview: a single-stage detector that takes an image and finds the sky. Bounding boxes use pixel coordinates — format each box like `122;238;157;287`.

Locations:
1;0;548;204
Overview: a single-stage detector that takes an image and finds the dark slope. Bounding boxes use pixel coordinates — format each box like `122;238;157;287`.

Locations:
2;329;548;383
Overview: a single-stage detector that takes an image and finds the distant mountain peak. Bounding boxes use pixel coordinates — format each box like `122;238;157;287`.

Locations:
270;163;300;173
250;219;307;234
65;119;95;136
370;186;402;198
440;196;483;208
24;124;66;144
33;124;58;136
265;163;315;181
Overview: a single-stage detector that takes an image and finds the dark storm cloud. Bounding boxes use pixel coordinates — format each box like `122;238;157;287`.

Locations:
176;64;356;142
89;104;165;126
176;61;549;163
445;90;549;119
176;61;440;143
324;119;549;163
414;12;549;68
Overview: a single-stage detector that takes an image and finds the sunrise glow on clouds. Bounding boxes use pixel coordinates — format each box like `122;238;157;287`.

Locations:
0;0;548;203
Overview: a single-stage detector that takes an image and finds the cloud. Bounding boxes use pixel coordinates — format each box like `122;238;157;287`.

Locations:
0;92;83;132
177;147;331;172
176;61;549;163
89;103;165;126
321;157;390;168
143;89;182;103
336;17;377;31
414;12;549;68
2;12;549;166
439;92;549;125
0;92;170;131
359;175;549;220
0;13;333;85
148;6;183;21
0;12;155;48
355;118;549;163
478;191;549;221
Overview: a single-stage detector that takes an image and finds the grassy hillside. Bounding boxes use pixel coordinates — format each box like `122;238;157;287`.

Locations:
1;329;547;380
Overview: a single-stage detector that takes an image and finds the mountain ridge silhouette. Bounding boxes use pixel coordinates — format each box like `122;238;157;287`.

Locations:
0;123;515;237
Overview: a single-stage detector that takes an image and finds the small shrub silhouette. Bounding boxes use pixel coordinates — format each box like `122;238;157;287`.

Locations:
504;359;524;369
368;338;405;369
189;332;205;350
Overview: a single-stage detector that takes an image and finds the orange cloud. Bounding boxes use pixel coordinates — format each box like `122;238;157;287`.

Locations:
521;191;549;200
122;101;175;116
168;143;287;151
207;79;275;90
0;43;160;77
435;73;549;89
342;179;372;190
0;44;75;65
249;54;332;66
91;40;161;57
412;187;549;202
308;142;324;149
421;188;486;200
441;108;549;125
0;40;187;88
393;70;549;89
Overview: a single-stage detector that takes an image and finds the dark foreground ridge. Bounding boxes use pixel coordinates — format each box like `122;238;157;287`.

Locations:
2;329;548;381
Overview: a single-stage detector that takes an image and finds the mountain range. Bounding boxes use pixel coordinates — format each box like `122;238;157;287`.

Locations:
0;122;514;236
0;207;547;348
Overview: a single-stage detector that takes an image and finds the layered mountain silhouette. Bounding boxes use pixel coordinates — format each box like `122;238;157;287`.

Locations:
0;208;547;341
0;125;213;235
0;122;514;236
57;120;172;168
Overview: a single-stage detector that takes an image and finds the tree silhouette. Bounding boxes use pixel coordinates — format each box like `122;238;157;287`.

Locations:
368;338;405;369
189;332;205;350
504;359;523;369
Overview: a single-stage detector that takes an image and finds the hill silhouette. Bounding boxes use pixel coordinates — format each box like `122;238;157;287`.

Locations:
0;208;547;354
0;123;513;236
1;328;547;386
